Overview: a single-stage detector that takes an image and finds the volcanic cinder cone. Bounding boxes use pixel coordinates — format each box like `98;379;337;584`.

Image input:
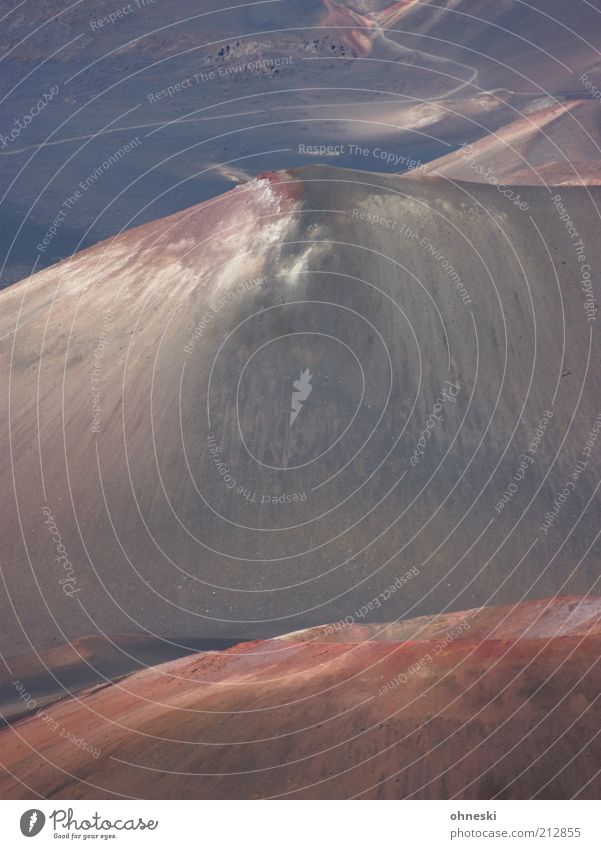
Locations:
1;596;601;799
1;166;600;659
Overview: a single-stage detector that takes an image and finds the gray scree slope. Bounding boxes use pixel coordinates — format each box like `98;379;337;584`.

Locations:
1;165;600;655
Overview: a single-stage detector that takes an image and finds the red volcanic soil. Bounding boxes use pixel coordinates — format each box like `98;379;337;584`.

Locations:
417;100;601;185
278;596;601;643
1;634;238;725
321;0;376;55
2;597;601;800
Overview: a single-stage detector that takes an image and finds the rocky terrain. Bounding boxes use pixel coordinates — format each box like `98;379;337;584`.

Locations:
2;596;600;799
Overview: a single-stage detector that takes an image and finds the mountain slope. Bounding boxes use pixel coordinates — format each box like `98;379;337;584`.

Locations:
2;596;601;799
417;100;601;185
2;166;600;658
4;0;601;285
